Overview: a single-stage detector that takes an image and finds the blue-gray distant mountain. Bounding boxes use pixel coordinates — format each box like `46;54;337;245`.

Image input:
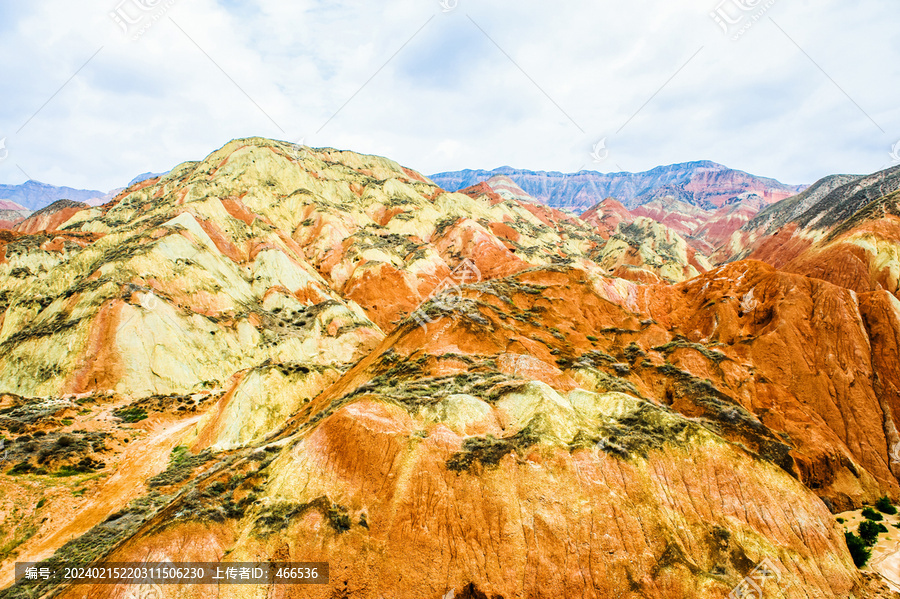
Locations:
127;171;167;187
429;161;806;212
0;180;105;211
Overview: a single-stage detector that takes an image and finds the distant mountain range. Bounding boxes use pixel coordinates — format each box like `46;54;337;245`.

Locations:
429;161;806;212
0;180;105;211
0;172;167;213
126;172;166;187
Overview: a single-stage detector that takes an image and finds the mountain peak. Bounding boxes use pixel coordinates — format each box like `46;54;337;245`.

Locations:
430;162;804;213
0;180;105;212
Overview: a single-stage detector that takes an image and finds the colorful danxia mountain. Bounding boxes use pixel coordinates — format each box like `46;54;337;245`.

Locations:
1;137;900;598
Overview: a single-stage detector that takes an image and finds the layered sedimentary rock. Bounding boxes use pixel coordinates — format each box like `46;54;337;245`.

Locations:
0;201;30;230
0;138;897;599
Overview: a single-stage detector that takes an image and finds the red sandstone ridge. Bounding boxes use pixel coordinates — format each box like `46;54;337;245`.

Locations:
629;197;762;255
15;199;88;234
781;192;900;300
581;197;633;238
458;181;501;203
679;168;798;208
479;174;538;204
713;167;900;266
716;167;900;308
459;172;777;261
632;197;710;236
0;200;31;230
692;200;759;249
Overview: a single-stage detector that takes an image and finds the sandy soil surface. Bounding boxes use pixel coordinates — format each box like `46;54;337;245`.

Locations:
837;506;900;592
0;414;201;588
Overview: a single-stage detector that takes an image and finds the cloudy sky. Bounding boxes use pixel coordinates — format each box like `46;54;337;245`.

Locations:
0;0;898;191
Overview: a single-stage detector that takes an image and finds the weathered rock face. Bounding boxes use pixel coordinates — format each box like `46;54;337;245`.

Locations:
714;166;900;268
632;197;712;237
589;216;712;283
0;194;381;398
0;201;30;230
0;138;898;599
782;193;900;300
580;197;633;238
640;262;899;508
60;395;867;599
14;200;88;235
691;200;761;251
478;175;539;204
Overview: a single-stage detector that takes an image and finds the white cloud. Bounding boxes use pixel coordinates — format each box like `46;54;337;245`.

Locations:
0;0;897;191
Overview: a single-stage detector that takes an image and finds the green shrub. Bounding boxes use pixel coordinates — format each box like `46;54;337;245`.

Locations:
612;363;631;376
326;504;351;532
859;520;888;546
623;342;645;363
53;466;83;477
845;532;872;567
862;506;883;521
8;461;34;475
252;497;351;537
147;446;212;488
876;496;897;515
446;428;539;472
114;406;148;423
169;445;190;463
